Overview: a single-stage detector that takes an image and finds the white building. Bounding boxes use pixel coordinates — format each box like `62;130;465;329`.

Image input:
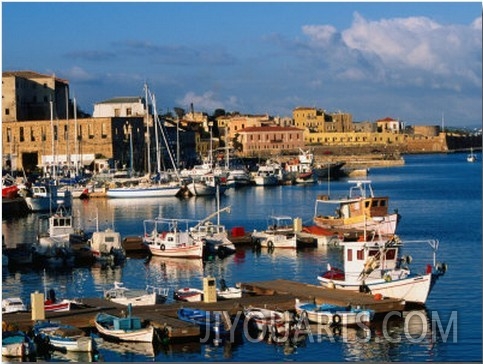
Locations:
93;97;147;118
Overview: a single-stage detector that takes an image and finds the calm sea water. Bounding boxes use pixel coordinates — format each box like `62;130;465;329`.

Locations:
2;153;482;362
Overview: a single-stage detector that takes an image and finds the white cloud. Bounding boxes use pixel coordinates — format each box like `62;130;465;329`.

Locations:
302;24;337;45
177;91;239;112
62;66;97;83
300;12;482;91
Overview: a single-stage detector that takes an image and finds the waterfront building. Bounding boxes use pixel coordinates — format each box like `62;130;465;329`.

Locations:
2;71;70;122
236;125;305;157
2;116;145;173
293;107;353;134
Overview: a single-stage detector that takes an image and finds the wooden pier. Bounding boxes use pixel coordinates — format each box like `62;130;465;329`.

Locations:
2;279;405;342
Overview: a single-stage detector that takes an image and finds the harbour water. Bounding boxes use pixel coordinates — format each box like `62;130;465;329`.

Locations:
2;153;482;362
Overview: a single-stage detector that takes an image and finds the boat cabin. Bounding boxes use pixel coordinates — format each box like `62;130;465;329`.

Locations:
90;229;123;254
342;239;401;283
38;205;75;238
143;218;193;247
314;180;389;221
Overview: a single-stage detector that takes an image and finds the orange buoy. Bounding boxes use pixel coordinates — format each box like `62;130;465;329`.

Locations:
374;293;383;301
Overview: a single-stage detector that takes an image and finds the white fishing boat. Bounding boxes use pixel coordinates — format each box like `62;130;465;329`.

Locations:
33;321;95;352
2;297;28;314
216;279;242;300
89;228;125;263
313;180;400;235
34;205;79;267
94;305;154;343
317;236;448;305
243;306;289;335
252;161;284;186
186;173;228;196
294;298;374;326
173;287;204;302
252;215;297;249
104;281;169;306
143;218;204;258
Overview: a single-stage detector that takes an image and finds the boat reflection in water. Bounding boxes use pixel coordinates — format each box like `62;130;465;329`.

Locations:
146;256;204;299
96;338;155;359
337;309;435;362
91;263;123;287
147;256;204;280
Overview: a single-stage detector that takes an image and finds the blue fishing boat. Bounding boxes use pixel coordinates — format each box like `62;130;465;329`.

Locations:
177;307;234;344
295;298;375;326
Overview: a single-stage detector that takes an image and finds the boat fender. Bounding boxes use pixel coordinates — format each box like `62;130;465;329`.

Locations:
384;274;392;282
160;244;165;251
332;314;341;326
267;240;274;249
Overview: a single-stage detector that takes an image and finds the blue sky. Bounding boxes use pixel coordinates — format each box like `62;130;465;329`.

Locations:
2;2;482;127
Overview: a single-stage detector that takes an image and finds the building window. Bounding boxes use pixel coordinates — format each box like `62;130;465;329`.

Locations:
6;128;11;143
64;125;68;140
126;108;132;116
54;125;58;141
101;123;108;139
114;108;121;117
19;127;24;142
5;108;9;116
31;127;35;142
88;124;94;139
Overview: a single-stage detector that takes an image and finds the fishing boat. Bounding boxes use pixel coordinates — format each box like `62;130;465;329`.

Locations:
23;183;72;212
44;288;73;312
189;205;236;259
186;173;228;196
34;205;84;267
284;149;316;184
33;321;95;352
216;279;242;300
294;298;374;326
2;331;36;359
252;161;284;186
177;307;232;341
317;236;448;305
243;306;288;335
313;180;400;235
88;228;125;263
173;287;204;302
2;297;28;314
142;218;204;258
252;215;297;249
94;305;154;343
104;281;169;306
313;161;346;180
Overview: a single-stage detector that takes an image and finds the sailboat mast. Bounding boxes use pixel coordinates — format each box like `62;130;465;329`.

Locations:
150;92;161;173
50;99;56;178
144;83;151;175
74;97;79;176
